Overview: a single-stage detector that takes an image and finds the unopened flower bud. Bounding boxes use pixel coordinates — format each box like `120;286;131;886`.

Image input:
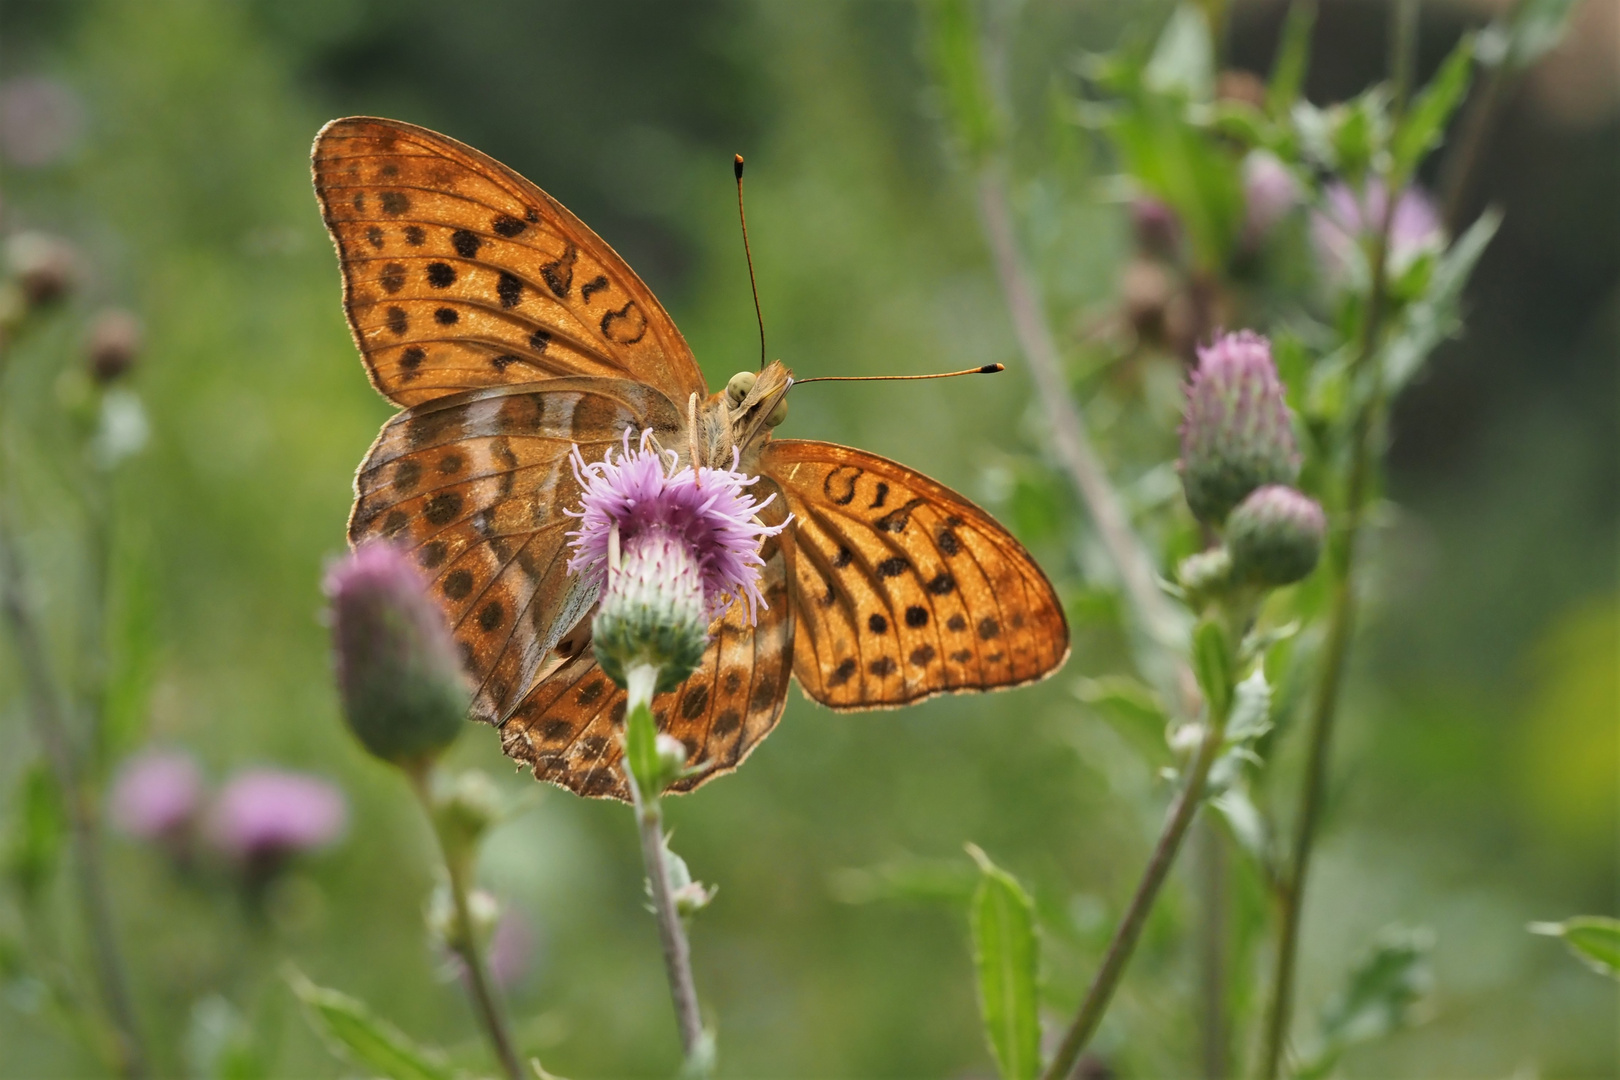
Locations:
5;231;77;307
86;308;141;383
1226;485;1325;587
1242;151;1300;245
433;769;503;860
1216;70;1266;108
1177;546;1233;604
324;543;470;768
1179;331;1301;524
428;883;498;953
1130;197;1180;259
655;733;691;779
1121;258;1174;342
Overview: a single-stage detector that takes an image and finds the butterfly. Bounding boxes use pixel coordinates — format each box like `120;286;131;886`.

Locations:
313;117;1070;801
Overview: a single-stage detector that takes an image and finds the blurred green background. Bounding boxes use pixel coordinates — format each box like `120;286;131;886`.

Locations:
0;0;1614;1076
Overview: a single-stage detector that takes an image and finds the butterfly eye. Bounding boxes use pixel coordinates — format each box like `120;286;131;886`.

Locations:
763;395;788;427
726;370;757;405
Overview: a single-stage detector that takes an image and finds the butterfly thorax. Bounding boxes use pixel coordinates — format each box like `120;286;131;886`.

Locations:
689;359;792;473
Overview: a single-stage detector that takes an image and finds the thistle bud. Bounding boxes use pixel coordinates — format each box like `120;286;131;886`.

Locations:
1178;331;1300;525
592;525;711;692
86;308;142;383
1177;546;1233;605
324;543;469;768
5;231;77;307
432;769;503;863
1226;485;1325;587
1242;151;1300;245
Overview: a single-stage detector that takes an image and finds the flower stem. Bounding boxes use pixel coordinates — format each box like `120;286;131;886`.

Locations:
407;770;524;1080
623;664;708;1068
0;518;149;1080
974;166;1188;667
1041;707;1229;1080
1258;7;1418;1070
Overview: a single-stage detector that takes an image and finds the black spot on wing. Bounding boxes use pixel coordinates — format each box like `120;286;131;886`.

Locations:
451;229;481;258
497;271;523;308
426;262;456;288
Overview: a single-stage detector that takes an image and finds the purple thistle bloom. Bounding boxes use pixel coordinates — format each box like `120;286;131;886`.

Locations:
1179;331;1301;525
567;429;788;692
1311;179;1444;289
109;750;202;840
1242;151;1301;245
567;430;787;623
207;769;347;862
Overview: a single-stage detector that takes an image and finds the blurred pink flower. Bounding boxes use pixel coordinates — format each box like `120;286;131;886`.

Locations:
109;750;202;840
1311;179;1444;289
487;907;535;990
208;769;347;861
0;75;84;168
1242;151;1300;244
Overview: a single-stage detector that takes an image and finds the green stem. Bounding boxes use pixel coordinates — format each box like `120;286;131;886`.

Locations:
1198;818;1229;1080
1257;7;1418;1070
623;664;708;1067
1042;697;1231;1080
0;520;149;1079
408;770;524;1080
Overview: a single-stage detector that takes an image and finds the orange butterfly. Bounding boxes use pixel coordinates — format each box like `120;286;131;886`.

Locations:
313;117;1069;801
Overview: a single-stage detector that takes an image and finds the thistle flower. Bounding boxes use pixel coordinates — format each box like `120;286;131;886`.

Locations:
325;542;469;768
1179;331;1301;525
1242;151;1300;245
109;750;202;841
566;430;787;693
1311;179;1444;290
207;769;346;864
1226;485;1326;587
1129;197;1181;259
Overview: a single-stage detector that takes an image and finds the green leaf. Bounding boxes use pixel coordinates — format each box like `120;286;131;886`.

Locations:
965;844;1040;1080
1391;34;1476;183
1191;617;1233;720
1074;675;1170;762
287;971;455;1080
1267;0;1317;117
6;762;65;905
1478;0;1581;72
922;0;1001;161
1298;927;1434;1079
1530;916;1620;978
1382;209;1501;393
1109;96;1244;270
1144;4;1214;102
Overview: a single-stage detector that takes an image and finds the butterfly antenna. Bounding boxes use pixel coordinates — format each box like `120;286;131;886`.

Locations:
735;153;766;371
793;364;1006;386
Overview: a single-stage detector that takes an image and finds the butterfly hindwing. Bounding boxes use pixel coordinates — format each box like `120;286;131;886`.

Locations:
499;487;795;801
349;377;685;728
761;440;1069;709
313;116;707;408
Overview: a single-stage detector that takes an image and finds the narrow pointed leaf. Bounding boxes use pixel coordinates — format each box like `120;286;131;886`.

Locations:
1530;916;1620;978
288;971;455;1080
966;845;1041;1080
1391;35;1476;181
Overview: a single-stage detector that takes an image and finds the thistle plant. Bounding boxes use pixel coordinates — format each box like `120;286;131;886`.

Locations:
917;1;1560;1076
563;429;787;1071
323;543;524;1080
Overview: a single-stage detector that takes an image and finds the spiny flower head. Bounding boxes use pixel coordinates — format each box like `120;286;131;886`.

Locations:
1179;330;1301;525
324;542;469;768
1226;484;1326;587
566;430;787;691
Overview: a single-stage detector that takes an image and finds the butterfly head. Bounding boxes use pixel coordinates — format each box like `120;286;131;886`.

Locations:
698;359;793;470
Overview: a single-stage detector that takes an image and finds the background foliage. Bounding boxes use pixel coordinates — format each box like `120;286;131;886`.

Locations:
0;0;1614;1076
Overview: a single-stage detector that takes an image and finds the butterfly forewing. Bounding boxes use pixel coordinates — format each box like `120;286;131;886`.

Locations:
313;117;706;408
762;440;1069;709
349;377;685;727
499;488;796;800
